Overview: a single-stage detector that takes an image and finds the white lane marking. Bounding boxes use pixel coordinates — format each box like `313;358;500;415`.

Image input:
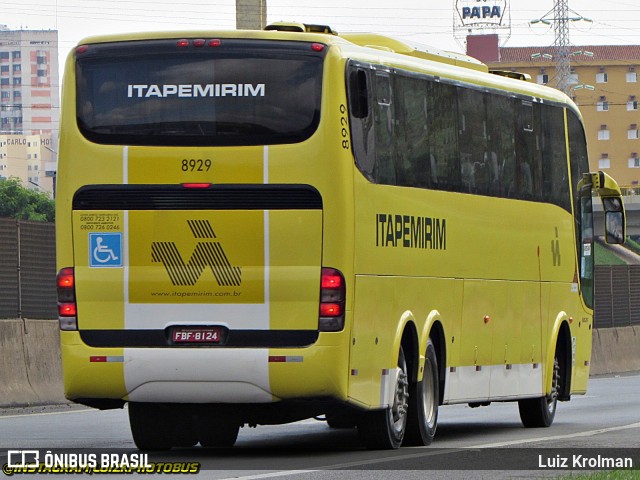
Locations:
0;408;93;420
217;421;640;480
467;420;640;448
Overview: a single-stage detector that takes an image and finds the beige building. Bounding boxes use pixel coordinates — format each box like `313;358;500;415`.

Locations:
0;134;55;195
468;36;640;188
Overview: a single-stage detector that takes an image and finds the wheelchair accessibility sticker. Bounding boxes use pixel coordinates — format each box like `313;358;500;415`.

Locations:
89;233;123;268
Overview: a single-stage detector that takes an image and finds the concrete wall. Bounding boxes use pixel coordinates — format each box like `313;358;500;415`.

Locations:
0;320;638;407
590;325;640;375
0;319;65;406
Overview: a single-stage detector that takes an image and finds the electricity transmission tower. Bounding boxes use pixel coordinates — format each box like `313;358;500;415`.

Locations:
553;0;571;94
531;0;591;95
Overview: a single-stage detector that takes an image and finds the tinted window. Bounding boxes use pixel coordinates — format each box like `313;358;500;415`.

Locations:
76;39;324;146
568;110;594;308
347;61;574;213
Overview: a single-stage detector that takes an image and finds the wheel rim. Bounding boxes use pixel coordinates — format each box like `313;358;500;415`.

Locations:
391;366;409;434
421;360;437;428
547;356;560;415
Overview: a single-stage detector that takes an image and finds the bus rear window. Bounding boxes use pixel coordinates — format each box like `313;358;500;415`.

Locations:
75;39;324;146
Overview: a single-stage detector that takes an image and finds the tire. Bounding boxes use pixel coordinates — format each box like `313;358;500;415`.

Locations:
357;347;410;449
518;355;560;428
403;339;439;446
198;412;240;448
128;403;173;451
326;412;357;429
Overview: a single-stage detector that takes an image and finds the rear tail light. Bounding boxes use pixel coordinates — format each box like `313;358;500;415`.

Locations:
57;267;78;331
319;267;345;332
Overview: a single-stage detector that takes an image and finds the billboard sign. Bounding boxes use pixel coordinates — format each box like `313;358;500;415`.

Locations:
456;0;507;26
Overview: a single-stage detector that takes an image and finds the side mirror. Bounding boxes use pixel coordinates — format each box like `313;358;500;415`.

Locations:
581;172;626;245
602;196;625;244
604;209;625;244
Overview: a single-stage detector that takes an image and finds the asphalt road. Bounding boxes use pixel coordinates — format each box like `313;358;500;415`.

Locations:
1;373;639;479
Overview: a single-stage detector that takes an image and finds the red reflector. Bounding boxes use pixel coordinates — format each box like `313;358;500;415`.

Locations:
320;303;342;317
320;268;342;288
268;356;286;363
177;39;189;47
59;303;77;317
90;356;107;363
311;43;325;52
76;45;89;55
181;183;211;189
209;39;222;47
193;39;206;47
57;267;75;289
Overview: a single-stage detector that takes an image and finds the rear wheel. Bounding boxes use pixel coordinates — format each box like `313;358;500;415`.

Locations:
518;355;560;428
128;403;173;450
403;338;439;446
326;412;357;429
198;412;240;448
357;347;409;449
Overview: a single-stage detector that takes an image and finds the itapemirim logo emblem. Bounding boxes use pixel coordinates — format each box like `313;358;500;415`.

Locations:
151;220;242;287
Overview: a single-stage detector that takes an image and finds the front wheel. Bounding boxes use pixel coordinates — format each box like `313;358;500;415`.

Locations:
518;355;560;428
357;347;409;449
403;339;439;446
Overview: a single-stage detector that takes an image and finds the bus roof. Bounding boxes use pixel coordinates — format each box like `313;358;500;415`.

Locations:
339;33;487;73
73;23;577;113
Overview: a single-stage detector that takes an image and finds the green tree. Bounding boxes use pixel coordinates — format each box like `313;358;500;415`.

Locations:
0;177;55;222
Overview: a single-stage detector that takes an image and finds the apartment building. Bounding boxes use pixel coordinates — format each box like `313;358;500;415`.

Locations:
0;26;59;135
0;26;59;194
468;35;640;187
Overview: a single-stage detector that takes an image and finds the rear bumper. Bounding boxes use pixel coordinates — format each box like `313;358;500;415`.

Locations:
61;331;349;405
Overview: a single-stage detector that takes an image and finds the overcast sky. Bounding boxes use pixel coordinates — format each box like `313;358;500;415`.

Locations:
3;0;639;73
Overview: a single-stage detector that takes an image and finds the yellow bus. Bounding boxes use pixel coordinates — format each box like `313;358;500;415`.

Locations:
56;22;626;450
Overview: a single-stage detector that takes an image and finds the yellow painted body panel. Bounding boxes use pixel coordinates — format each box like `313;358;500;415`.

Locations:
60;332;127;400
268;331;351;400
349;275;463;407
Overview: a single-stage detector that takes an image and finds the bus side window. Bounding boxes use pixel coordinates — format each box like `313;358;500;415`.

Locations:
486;94;512;197
541;103;569;210
457;87;488;194
349;69;369;119
373;72;396;185
428;81;459;192
348;65;376;181
395;75;431;188
515;100;536;198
